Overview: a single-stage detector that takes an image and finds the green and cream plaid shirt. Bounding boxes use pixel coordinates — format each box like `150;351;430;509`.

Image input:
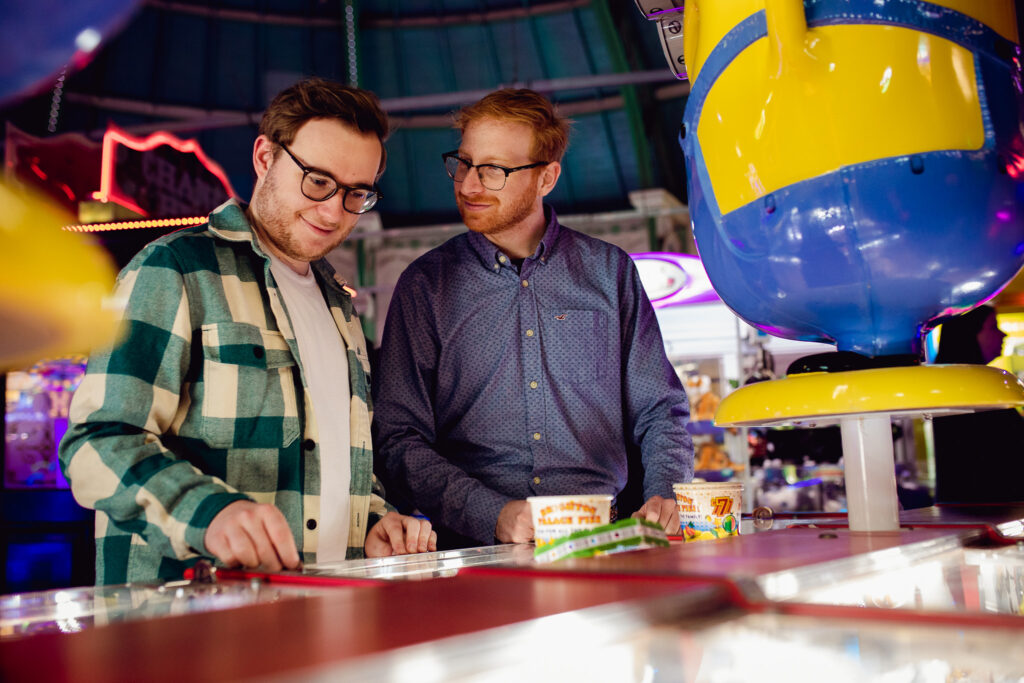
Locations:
59;199;389;584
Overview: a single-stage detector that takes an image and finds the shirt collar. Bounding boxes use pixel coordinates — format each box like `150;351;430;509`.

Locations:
207;198;254;243
467;204;562;269
206;198;350;293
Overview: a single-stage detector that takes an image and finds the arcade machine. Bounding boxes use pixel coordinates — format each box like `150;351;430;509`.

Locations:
0;178;120;598
661;0;1024;532
0;184;120;593
3;2;1024;681
2;124;235;593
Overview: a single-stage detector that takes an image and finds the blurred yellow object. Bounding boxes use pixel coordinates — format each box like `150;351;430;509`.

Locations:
716;364;1024;427
0;181;121;370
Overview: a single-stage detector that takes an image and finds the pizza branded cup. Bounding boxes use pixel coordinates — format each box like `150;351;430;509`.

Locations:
673;482;742;542
527;494;613;547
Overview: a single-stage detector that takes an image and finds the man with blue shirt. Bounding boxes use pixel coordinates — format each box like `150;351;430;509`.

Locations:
373;88;694;547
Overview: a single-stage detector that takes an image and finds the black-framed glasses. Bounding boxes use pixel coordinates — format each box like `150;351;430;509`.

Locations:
277;141;381;214
442;151;549;191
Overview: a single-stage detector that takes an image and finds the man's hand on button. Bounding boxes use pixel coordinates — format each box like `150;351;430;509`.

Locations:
364;511;438;557
632;495;680;534
204;500;301;572
495;500;534;544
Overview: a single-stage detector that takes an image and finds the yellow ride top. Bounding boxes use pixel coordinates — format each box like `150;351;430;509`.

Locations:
715;364;1024;427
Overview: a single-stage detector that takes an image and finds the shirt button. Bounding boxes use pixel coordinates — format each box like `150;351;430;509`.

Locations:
499;255;507;263
529;380;538;389
494;264;499;270
306;519;317;530
533;432;541;440
303;439;316;451
526;329;534;337
521;279;529;287
533;477;541;484
253;346;264;359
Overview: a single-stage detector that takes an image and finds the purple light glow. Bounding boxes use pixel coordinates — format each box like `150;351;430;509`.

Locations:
756;324;790;338
630;252;720;308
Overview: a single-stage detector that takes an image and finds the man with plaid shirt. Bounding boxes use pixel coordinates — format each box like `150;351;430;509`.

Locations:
60;79;435;584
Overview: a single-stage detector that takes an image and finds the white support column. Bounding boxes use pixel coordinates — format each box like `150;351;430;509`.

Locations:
839;414;900;531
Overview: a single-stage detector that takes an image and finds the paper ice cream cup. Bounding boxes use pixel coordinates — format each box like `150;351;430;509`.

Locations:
673;482;742;542
527;494;613;547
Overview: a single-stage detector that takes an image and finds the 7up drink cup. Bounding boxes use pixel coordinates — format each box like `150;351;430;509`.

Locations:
527;494;613;548
673;482;742;542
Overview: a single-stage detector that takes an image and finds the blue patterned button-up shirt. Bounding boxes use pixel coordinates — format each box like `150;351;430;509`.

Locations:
373;206;694;545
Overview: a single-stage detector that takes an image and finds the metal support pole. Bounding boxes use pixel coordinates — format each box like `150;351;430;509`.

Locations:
839;414;900;531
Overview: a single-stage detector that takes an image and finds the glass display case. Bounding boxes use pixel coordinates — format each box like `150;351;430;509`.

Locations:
288;526;1024;681
759;533;1024;617
0;544;533;639
2;358;95;593
2;357;94;593
4;515;1024;680
4;356;86;489
324;606;1024;682
0;577;332;639
301;543;533;581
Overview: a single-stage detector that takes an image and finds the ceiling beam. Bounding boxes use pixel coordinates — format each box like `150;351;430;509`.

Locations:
362;1;592;28
144;0;591;29
68;71;686;137
144;0;342;27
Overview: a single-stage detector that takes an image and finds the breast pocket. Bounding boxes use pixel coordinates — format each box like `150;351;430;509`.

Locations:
200;322;300;449
539;308;608;383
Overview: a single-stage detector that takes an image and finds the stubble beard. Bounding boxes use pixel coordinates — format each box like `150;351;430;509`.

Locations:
458;184;539;237
250;170;345;264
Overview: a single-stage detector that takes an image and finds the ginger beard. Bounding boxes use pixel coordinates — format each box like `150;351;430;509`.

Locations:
456;175;540;238
454;116;547;240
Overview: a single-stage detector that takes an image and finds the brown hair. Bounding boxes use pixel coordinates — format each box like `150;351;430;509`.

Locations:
454;88;571;163
259;77;390;176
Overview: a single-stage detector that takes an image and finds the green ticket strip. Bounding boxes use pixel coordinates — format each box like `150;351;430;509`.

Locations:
533;518;669;563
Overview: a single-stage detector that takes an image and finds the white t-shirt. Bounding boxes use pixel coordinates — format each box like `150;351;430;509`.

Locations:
268;253;351;563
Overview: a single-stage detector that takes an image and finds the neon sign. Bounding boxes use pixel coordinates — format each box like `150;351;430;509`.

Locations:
92;125;237;218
